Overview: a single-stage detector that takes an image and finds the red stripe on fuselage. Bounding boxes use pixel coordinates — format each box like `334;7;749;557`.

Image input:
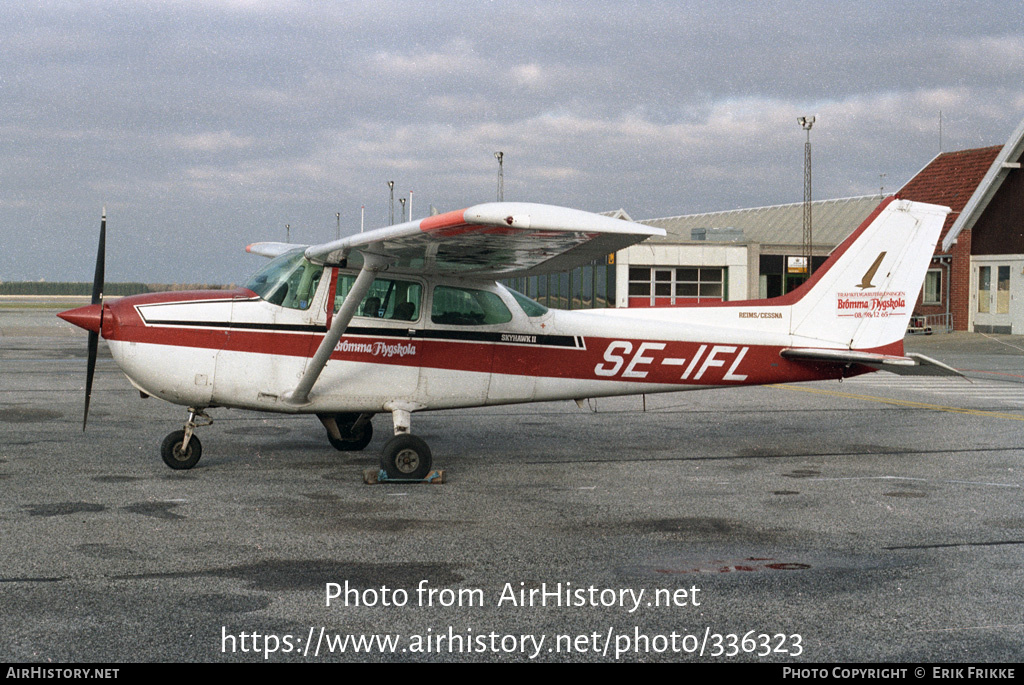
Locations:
102;296;878;387
122;288;257;306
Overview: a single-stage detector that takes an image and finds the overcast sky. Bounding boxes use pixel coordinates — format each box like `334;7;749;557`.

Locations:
2;1;1022;284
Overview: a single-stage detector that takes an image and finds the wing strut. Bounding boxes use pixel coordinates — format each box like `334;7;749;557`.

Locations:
284;252;391;406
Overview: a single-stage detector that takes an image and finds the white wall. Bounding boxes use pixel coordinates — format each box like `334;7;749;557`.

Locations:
615;243;750;307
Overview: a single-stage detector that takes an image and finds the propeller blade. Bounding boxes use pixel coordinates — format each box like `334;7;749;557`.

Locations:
91;211;106;305
83;210;106;430
84;330;98;430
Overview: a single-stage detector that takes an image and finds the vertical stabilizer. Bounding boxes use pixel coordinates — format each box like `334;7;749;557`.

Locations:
789;198;949;350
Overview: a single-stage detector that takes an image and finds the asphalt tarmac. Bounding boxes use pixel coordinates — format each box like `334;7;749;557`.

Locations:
2;306;1022;663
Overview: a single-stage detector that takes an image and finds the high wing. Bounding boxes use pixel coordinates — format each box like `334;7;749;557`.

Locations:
247;203;664;407
245;242;296;259
248;202;664;277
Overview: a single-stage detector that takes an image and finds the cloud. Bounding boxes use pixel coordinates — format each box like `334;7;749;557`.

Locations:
2;1;1022;283
511;63;545;88
364;39;489;80
171;131;256;153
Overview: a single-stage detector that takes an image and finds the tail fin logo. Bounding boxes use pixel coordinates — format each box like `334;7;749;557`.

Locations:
856;252;886;289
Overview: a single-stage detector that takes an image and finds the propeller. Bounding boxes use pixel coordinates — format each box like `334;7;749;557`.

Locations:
83;210;106;430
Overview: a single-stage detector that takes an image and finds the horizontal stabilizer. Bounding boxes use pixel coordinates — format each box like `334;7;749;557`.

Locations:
780;348;965;377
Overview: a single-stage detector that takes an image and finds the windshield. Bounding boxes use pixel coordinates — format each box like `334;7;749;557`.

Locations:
245;249;324;310
506;287;549;317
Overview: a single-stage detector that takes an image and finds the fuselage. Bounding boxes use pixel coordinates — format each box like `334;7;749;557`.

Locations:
87;263;880;416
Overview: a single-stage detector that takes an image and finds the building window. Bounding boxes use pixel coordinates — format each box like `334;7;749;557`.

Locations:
978;266;991;314
997;265;1011;314
501;258;614;310
923;269;942;305
628;266;726;306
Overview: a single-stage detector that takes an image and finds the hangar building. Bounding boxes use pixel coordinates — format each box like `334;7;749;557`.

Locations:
503;198;881;310
509;117;1023;335
626;196;880;306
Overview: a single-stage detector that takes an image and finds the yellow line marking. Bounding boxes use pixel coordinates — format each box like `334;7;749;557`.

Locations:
776;384;1024;422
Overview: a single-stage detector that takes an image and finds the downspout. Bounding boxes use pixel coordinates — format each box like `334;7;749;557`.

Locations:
940;255;952;332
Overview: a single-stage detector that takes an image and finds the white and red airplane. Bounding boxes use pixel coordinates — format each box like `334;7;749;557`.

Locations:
59;196;958;478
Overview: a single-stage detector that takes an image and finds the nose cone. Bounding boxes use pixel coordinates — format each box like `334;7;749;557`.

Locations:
58;303;103;334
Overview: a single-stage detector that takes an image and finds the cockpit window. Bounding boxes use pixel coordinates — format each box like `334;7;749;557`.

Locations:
431;286;513;326
335;275;422;322
506;287;549;317
245;249;324;310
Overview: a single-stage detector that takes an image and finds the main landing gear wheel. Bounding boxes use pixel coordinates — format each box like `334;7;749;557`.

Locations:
161;429;202;470
380;434;432;480
323;413;374;451
328;424;373;451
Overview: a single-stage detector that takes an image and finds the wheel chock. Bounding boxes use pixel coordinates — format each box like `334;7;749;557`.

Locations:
363;468;446;485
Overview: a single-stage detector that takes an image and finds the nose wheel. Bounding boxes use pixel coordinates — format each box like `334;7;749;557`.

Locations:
161;430;202;470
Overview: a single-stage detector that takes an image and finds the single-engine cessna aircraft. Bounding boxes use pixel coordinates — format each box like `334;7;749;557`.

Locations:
59;196;958;478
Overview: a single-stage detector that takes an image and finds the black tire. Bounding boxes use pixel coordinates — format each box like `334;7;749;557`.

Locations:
380;434;432;480
161;430;202;470
325;414;373;451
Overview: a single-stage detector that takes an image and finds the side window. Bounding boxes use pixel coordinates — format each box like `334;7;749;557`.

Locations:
279;261;324;310
334;275;422;321
507;287;549;317
431;286;513;326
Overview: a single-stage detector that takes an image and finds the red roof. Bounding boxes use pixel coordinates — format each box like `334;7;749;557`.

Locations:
898;146;1002;244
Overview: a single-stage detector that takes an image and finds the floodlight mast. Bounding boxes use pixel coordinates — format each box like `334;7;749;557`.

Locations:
494;151;504;202
388;180;395;226
798;116;815;278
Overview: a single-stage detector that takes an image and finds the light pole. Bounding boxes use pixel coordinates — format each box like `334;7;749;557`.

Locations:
797;116;815;278
494;151;504;201
388;180;395;225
